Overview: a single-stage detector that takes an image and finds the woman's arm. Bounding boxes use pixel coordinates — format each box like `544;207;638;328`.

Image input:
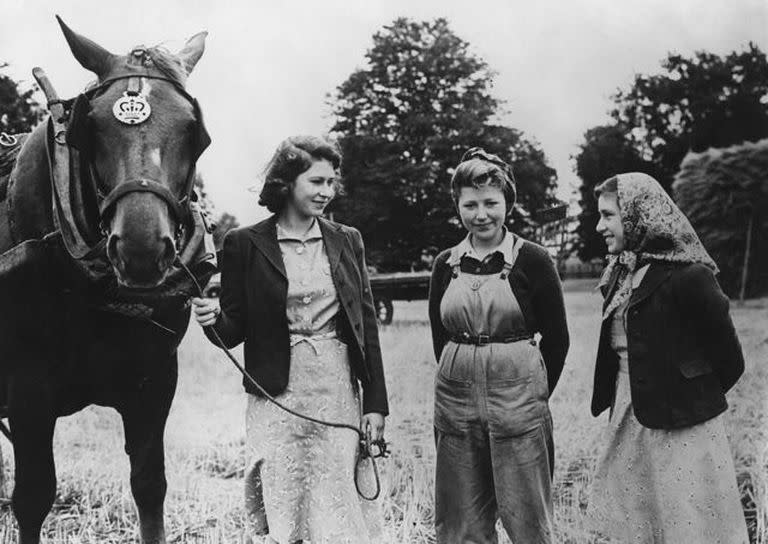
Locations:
350;228;389;417
428;251;451;363
528;244;569;394
203;230;247;348
676;263;745;392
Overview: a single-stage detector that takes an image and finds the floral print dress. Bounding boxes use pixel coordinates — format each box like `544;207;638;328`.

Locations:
243;220;380;544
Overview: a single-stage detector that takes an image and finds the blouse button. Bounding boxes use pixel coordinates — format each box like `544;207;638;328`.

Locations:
296;245;305;255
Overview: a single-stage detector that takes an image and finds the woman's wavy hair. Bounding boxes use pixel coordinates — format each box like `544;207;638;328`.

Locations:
450;147;517;214
258;135;343;214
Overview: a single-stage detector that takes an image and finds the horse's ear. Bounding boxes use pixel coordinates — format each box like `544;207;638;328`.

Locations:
56;15;114;77
177;31;207;75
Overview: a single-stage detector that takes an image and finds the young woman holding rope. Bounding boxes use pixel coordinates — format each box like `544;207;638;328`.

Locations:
191;135;388;544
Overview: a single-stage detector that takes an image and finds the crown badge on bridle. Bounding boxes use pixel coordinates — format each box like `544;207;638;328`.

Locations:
112;91;151;125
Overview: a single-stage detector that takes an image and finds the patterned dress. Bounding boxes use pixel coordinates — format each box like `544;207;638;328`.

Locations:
589;267;748;543
243;220;380;544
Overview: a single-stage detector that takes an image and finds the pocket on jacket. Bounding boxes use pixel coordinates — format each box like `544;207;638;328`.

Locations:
678;358;713;378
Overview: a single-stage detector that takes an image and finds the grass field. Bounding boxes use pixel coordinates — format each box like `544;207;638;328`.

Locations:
0;279;764;543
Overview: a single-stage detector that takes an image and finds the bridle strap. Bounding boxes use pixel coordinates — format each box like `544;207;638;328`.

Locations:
74;72;204;229
99;178;186;223
84;74;196;104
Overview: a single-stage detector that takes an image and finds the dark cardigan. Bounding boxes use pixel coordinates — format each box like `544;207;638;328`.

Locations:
428;238;570;394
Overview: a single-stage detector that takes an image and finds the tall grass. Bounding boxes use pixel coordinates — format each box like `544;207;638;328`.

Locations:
0;285;763;543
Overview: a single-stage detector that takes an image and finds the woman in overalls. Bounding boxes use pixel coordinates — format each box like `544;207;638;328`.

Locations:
428;148;569;543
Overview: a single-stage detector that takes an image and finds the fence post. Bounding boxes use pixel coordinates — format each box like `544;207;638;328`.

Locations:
739;210;754;302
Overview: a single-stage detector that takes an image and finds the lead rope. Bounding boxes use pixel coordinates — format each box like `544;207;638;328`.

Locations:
175;258;388;501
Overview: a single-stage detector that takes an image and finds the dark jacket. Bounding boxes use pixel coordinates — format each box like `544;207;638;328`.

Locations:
428;238;569;394
591;261;744;429
204;216;388;415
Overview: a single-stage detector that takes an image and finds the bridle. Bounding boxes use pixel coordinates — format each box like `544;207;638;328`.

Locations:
60;67;210;245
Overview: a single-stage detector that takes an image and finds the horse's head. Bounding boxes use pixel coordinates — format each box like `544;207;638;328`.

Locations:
58;18;210;289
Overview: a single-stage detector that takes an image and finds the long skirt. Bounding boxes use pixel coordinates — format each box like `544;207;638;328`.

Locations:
244;337;381;544
589;367;749;543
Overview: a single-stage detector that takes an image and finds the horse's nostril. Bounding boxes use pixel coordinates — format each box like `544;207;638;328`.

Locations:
157;236;177;272
106;234;123;270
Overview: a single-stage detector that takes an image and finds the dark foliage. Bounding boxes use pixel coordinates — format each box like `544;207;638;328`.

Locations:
328;18;558;270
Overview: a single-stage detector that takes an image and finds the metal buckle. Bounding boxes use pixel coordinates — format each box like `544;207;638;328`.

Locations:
477;333;490;345
0;132;18;147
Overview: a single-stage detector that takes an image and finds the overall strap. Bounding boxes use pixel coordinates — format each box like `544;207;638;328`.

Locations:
500;236;525;280
448;244;463;279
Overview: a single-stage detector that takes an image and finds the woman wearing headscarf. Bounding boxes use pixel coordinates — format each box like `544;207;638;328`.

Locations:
428;148;569;544
589;172;748;543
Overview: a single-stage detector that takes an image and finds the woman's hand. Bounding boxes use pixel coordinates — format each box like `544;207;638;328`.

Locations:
190;297;220;327
361;412;385;444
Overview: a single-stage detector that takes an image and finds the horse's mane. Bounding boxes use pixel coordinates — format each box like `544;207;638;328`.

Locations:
144;46;187;85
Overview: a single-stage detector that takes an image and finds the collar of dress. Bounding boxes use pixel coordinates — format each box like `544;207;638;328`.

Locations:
448;227;517;267
276;218;323;242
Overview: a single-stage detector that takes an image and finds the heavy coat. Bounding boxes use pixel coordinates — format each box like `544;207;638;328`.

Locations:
205;215;388;415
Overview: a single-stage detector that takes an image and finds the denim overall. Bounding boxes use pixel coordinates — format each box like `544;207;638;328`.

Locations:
434;237;554;544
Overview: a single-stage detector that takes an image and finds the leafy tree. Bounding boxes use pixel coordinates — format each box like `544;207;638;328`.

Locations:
573;43;768;261
0;64;43;134
611;43;768;190
211;212;239;250
329;18;559;270
573;124;661;261
193;173;239;250
674;139;768;298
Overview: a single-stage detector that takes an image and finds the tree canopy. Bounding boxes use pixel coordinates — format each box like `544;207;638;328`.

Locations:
193;173;240;250
328;18;559;270
573;43;768;261
0;64;42;134
612;43;768;191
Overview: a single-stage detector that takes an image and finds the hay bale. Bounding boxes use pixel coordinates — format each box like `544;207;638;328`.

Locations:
673;139;768;298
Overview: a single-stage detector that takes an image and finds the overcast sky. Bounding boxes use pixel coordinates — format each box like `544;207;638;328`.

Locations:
2;0;766;224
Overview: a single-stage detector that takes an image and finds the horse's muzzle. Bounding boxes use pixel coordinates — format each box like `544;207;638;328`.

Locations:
106;232;177;289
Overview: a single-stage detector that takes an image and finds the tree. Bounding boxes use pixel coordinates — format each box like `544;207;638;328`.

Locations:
573;124;661;261
673;139;768;298
193;173;239;250
573;43;768;262
211;212;239;250
0;64;43;134
611;43;768;190
329;18;559;270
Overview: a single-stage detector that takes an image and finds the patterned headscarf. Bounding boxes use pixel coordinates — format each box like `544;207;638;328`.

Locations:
599;172;717;319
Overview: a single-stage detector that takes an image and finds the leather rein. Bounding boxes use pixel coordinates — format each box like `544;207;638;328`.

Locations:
175;259;390;501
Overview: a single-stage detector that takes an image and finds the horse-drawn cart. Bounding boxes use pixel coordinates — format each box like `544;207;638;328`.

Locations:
369;271;431;325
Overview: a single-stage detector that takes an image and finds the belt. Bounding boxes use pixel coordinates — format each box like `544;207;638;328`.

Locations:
290;330;338;354
449;331;534;346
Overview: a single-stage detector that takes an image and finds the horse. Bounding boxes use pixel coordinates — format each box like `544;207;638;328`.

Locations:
0;17;214;544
